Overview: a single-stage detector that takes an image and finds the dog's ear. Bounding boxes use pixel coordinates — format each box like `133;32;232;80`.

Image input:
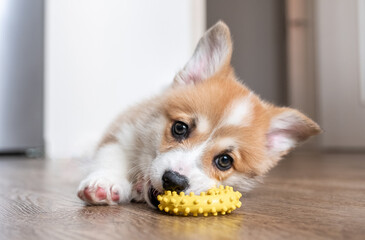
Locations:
266;108;321;159
174;21;233;85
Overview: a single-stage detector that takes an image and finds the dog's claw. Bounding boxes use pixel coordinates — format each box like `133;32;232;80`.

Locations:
111;190;120;202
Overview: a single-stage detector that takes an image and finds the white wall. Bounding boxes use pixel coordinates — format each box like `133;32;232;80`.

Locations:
315;0;365;149
45;0;205;159
359;0;365;104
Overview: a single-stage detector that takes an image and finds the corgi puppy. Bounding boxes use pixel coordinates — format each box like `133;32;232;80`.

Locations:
77;21;321;208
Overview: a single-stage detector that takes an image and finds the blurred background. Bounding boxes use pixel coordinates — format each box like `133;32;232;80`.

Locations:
0;0;364;159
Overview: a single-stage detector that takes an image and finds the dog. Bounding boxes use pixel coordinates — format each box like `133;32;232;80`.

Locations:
77;21;321;208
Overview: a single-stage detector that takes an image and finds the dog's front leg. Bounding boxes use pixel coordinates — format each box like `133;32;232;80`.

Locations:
77;143;132;205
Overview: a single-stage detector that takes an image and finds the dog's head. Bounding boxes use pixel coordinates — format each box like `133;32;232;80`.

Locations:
146;21;320;207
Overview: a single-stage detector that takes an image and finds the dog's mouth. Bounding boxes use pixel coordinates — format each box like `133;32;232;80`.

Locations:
148;187;161;208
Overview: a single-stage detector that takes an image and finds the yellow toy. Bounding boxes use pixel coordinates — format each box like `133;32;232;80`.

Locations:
157;185;242;216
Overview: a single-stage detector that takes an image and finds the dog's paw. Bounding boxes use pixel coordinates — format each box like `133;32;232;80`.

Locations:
77;173;131;205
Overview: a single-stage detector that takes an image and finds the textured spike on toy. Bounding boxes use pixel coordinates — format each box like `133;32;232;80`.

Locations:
157;185;242;216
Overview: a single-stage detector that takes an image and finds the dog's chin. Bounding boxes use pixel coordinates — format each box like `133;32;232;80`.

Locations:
147;187;162;208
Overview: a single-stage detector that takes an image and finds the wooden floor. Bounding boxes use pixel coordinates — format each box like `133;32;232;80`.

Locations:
0;152;364;240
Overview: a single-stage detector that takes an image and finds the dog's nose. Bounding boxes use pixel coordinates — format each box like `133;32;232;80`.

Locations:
162;170;189;192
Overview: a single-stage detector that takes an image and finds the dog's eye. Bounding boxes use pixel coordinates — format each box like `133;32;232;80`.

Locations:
214;154;233;171
171;121;189;140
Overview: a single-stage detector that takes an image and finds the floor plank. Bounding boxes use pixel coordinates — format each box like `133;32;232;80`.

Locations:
0;152;364;240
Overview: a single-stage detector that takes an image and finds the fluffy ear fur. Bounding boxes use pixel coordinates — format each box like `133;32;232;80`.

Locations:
174;21;233;85
266;108;321;158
